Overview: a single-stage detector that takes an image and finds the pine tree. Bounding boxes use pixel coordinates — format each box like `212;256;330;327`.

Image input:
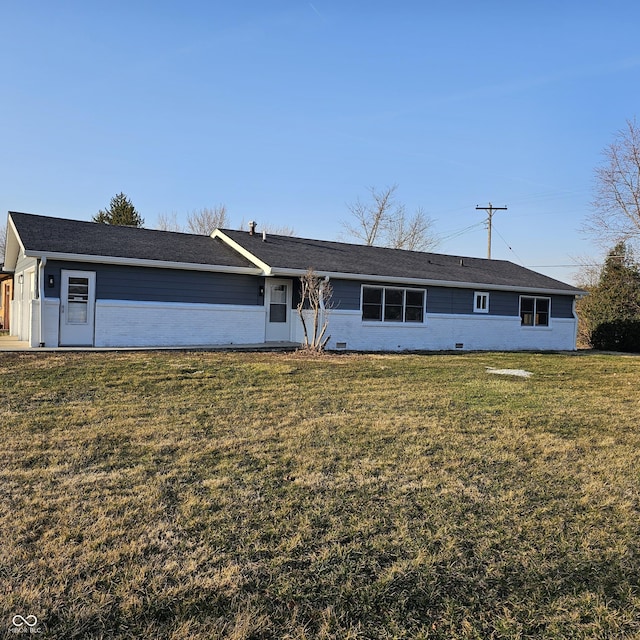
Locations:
93;193;144;227
578;241;640;341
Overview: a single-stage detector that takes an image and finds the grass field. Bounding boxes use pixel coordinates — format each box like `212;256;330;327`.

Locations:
1;350;639;639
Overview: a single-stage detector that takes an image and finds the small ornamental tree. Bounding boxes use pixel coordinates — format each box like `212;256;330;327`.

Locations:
296;268;333;352
93;192;144;227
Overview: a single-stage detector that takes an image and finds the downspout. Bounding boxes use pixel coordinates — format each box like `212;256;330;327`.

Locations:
38;257;47;347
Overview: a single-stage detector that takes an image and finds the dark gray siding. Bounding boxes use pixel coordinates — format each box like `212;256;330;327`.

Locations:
330;279;576;319
549;295;575;319
426;288;472;314
44;261;263;306
330;279;361;310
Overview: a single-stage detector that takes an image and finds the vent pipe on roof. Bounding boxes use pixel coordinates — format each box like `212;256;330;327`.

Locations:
249;221;256;236
262;230;266;242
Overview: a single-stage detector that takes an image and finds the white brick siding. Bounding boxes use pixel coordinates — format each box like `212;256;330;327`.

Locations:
324;310;578;351
94;300;267;347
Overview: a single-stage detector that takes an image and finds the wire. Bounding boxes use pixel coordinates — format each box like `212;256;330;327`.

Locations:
491;223;526;265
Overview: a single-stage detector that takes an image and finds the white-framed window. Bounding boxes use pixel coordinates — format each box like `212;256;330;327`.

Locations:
474;291;489;313
520;296;550;327
361;286;425;323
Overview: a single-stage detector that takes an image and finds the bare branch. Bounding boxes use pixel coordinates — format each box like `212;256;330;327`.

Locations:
343;184;438;251
296;268;334;352
586;118;640;250
156;212;184;232
187;205;229;236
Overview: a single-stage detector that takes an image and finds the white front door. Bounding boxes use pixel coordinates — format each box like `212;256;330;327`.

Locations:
60;270;96;346
265;279;292;342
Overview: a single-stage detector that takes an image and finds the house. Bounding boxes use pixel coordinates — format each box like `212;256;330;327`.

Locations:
3;211;584;351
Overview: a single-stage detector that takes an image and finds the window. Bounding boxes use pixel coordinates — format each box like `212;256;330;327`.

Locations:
361;286;425;323
520;296;550;326
474;291;489;313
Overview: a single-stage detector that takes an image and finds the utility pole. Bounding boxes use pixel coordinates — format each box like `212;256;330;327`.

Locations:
476;203;507;259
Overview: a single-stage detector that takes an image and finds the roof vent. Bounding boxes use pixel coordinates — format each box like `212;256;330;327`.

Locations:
459;258;464;267
262;230;267;242
249;221;257;236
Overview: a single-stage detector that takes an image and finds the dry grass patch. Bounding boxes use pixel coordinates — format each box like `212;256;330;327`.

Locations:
0;350;639;638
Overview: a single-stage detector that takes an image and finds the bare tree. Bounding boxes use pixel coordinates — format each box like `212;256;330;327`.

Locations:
343;184;438;250
386;206;438;252
0;223;6;262
187;205;229;235
586;118;640;250
156;212;184;232
296;268;333;352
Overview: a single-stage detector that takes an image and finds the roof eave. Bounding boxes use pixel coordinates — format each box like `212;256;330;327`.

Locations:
268;267;584;296
22;250;263;275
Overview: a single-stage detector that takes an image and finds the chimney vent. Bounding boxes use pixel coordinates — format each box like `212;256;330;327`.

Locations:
262;230;267;242
459;258;464;267
249;221;257;236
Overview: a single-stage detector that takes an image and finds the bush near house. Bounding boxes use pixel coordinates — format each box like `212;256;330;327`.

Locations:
1;351;639;639
591;319;640;352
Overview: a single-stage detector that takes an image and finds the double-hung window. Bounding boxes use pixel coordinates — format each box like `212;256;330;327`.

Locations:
520;296;550;327
474;291;489;313
362;286;425;323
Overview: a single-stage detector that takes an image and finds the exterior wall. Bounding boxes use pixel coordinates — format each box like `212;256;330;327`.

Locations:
94;300;267;347
12;256;38;342
330;278;576;319
44;261;263;306
324;310;578;352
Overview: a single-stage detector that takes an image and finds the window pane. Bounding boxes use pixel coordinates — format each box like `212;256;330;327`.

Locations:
363;287;382;304
406;290;424;307
67;302;88;324
536;298;549;326
270;304;286;323
521;297;534;326
405;306;423;322
362;287;382;321
405;290;424;323
384;289;403;321
270;284;287;304
385;289;403;305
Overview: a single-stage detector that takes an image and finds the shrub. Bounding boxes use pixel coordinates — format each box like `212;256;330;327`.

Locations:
591;319;640;352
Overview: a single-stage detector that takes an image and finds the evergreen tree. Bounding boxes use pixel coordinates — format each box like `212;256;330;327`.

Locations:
578;241;640;341
93;193;144;227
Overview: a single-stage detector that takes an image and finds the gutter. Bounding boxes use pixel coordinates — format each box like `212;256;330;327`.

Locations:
267;267;586;297
20;250;263;276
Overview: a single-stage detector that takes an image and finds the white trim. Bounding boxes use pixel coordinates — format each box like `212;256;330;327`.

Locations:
519;295;551;328
474;291;489;313
361;284;426;324
212;229;273;274
268;267;581;296
18;250;263;275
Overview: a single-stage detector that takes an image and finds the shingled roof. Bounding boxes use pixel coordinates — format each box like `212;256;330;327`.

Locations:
216;228;583;295
6;212;583;295
7;212;257;270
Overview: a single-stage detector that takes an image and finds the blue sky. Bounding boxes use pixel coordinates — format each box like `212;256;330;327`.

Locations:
2;1;640;284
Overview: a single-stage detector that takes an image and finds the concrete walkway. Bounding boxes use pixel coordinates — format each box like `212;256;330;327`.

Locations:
0;335;299;353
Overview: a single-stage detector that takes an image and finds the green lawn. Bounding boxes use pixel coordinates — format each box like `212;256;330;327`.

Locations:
1;350;639;639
